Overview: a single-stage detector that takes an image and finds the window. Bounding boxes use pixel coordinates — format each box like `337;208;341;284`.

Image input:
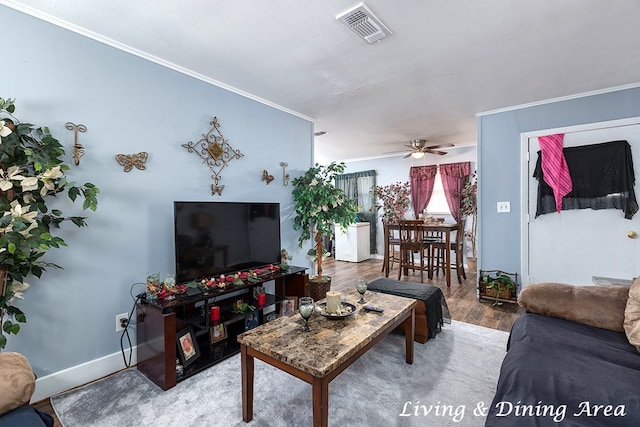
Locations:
335;170;378;253
424;172;450;215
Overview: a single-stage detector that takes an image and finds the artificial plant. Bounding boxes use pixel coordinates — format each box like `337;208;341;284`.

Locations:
371;181;412;224
0;97;99;349
291;162;357;278
458;171;477;259
480;271;517;306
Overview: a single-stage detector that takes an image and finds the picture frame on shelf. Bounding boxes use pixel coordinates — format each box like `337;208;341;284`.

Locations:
280;296;298;316
176;326;200;367
244;311;260;331
209;323;227;344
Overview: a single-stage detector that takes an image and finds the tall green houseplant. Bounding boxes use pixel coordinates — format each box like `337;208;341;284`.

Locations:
0;97;99;349
292;162;357;285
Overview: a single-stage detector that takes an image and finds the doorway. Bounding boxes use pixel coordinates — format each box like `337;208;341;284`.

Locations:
522;117;640;285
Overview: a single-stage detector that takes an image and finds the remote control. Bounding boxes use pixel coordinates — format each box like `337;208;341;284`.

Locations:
364;305;384;313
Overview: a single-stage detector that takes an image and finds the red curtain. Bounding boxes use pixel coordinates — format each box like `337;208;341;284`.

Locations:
440;161;471;222
409;165;438;219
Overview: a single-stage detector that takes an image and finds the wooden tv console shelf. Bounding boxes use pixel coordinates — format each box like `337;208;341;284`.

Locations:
136;266;308;390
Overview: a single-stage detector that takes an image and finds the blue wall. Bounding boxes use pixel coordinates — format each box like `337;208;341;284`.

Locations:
3;6;313;394
478;86;640;280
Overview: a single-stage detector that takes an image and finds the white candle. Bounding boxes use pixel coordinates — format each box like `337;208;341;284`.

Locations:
325;291;341;314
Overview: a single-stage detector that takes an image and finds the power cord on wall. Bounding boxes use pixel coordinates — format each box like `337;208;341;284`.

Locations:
120;282;146;368
118;285;222;368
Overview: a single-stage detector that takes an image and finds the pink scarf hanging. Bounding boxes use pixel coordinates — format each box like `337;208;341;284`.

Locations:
538;133;572;213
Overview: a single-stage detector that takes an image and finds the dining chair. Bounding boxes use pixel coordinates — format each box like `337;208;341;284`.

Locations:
397;219;431;282
382;222;401;277
422;228;443;280
431;220;467;284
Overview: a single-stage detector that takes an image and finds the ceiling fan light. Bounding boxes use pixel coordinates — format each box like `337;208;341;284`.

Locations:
411;151;425;159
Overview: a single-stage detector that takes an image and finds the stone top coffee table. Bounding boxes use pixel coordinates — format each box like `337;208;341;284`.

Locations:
237;289;416;427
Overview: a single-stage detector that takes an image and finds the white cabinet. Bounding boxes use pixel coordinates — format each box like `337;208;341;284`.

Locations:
334;222;370;262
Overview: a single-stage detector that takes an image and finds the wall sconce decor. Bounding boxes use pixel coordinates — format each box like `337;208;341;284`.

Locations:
262;170;274;185
65;122;87;166
115;152;148;172
182;117;243;196
280;161;290;186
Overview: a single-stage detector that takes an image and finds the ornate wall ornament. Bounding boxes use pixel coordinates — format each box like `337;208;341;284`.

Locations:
280;161;290;186
182;117;243;196
115;152;148;172
65;122;87;166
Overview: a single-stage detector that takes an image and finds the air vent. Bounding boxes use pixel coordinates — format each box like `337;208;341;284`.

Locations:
336;3;393;44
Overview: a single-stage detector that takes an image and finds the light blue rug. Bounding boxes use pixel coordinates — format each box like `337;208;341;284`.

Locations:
51;320;509;427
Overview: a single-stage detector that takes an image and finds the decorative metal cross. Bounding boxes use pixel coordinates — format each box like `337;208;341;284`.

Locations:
182;117;243;196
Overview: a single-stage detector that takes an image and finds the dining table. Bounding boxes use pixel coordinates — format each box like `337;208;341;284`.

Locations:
383;221;459;287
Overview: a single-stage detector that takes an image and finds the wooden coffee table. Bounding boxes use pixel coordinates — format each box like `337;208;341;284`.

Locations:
237;290;416;427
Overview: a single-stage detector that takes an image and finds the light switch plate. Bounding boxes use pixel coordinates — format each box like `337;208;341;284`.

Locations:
497;201;510;213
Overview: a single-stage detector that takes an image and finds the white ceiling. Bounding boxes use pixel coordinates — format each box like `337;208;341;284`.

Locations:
4;0;640;163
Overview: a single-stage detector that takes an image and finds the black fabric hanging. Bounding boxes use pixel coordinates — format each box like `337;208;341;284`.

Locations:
534;140;639;219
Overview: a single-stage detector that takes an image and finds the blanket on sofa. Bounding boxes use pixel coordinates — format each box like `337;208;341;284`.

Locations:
486;313;640;426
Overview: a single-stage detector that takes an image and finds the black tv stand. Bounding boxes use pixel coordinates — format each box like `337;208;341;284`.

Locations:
136;266;308;390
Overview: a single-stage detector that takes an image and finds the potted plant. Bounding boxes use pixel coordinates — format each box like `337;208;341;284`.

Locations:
0;97;99;349
371;181;412;224
458;171;477;271
479;270;518;306
292;162;358;300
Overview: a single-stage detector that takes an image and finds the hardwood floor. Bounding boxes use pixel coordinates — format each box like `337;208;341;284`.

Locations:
31;256;524;425
323;256;524;332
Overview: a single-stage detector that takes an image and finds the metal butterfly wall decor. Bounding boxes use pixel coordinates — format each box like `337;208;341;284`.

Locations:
115;152;149;172
262;170;275;185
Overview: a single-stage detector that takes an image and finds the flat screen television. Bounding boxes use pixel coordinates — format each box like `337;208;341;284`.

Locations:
174;201;281;284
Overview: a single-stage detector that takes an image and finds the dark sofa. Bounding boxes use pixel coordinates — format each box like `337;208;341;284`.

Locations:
486;282;640;426
0;406;53;427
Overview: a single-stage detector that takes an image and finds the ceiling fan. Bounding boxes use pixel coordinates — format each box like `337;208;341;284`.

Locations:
400;139;455;158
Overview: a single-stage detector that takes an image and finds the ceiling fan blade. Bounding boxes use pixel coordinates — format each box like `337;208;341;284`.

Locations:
426;149;448;155
403;153;413;158
426;143;455;150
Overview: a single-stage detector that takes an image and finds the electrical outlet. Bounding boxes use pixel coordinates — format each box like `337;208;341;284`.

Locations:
116;313;129;332
497;201;511;213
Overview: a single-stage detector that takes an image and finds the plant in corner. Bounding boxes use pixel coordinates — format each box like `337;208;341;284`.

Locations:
0;97;99;349
291;162;358;299
371;181;412;224
458;170;477;267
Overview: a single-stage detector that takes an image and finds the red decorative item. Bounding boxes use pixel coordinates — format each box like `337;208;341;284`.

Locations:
210;306;220;321
257;293;266;306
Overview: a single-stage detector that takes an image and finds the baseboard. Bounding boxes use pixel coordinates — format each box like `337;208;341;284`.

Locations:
31;345;138;402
